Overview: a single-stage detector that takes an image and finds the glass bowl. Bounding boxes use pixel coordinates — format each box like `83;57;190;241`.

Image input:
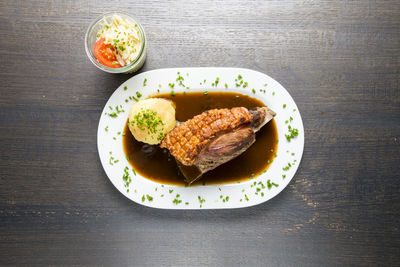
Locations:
84;11;147;74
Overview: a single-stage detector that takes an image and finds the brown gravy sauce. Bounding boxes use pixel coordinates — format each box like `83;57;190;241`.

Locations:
123;92;278;186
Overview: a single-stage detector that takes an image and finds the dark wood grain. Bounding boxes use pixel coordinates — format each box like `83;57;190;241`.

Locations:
1;0;399;266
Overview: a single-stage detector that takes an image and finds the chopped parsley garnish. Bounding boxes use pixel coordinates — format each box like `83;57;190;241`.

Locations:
235;74;247;87
115;105;124;113
259;181;266;189
267;179;279;189
143;78;147;86
222;195;230;202
109;156;115;165
214;77;219;87
173;198;182;205
176;72;186;87
106;105;124;118
198;196;206;207
172;194;182;205
285;125;299;142
282;162;292;171
131;108;165;141
124;86;127;91
122;166;132;191
129;96;139;102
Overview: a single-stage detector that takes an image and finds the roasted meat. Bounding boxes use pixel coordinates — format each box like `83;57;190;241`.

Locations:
160;106;276;184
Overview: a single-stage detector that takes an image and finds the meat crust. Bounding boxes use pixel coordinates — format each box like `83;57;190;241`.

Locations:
160;107;252;165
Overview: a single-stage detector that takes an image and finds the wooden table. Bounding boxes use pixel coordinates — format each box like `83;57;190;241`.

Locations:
1;1;399;265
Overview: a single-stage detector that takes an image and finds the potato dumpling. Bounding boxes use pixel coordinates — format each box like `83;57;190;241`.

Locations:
128;98;176;144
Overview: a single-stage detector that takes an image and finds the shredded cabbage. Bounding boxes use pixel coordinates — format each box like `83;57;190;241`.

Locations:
97;15;142;66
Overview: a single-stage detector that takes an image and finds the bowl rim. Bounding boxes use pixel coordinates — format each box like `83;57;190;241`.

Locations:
84;11;146;73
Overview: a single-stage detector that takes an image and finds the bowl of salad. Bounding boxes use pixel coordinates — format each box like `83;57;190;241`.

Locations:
85;11;146;74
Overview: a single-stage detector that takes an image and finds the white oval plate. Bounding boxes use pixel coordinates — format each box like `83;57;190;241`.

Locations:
97;67;304;209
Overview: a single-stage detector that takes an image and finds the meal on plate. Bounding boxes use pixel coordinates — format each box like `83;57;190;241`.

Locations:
94;15;143;68
123;92;278;186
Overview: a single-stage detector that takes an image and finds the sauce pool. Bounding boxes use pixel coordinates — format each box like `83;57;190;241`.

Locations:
123;92;278;186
